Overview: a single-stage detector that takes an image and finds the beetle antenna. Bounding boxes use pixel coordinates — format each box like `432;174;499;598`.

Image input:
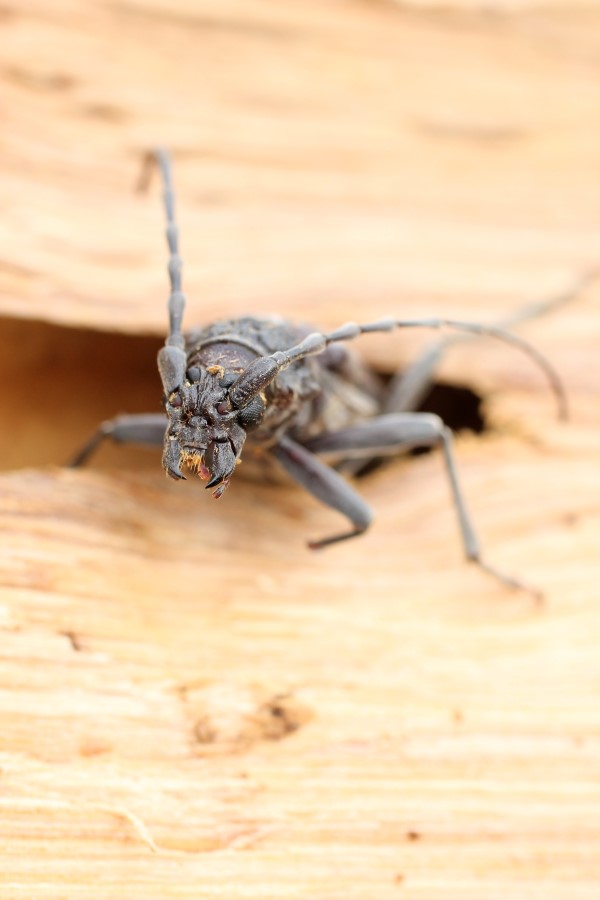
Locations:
327;319;567;418
229;317;568;420
140;148;186;351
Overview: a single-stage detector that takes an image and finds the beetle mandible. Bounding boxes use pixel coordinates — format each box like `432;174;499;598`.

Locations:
70;149;575;596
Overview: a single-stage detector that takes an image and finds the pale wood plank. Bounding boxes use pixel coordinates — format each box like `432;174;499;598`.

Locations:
1;2;600;897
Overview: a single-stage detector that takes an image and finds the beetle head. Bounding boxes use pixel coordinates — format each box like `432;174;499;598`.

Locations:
159;346;267;497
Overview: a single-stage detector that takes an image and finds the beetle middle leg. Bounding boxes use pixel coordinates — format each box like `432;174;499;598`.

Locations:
301;413;539;596
68;413;166;467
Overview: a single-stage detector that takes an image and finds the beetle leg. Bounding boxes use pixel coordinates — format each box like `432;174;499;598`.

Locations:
68;413;167;467
305;413;540;597
273;436;372;549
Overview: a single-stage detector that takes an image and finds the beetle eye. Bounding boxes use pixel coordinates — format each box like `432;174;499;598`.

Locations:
237;396;265;430
216;400;231;415
169;392;183;408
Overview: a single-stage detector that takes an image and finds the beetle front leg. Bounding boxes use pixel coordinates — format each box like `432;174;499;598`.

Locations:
68;413;167;467
304;413;540;598
272;436;372;549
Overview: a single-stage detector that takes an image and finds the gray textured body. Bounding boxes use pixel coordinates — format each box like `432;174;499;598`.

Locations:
186;315;381;451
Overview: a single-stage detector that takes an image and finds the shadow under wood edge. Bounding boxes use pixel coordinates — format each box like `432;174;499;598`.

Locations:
0;314;163;472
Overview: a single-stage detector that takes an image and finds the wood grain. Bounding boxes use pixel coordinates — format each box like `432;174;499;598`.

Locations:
2;2;600;340
1;1;600;897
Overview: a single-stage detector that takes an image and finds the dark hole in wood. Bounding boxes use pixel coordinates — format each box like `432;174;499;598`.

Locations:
355;378;485;479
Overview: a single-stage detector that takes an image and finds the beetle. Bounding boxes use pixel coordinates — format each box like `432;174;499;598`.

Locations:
70;149;576;595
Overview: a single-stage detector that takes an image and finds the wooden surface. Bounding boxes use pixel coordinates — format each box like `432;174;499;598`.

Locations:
2;1;600;897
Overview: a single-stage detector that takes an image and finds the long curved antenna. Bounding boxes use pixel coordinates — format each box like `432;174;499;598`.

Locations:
140;149;188;394
385;267;597;415
229;316;568;420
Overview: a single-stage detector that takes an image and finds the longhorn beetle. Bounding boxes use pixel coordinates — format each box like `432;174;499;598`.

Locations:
70;149;578;596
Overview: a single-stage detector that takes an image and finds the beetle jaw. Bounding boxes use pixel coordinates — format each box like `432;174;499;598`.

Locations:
162;434;245;497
